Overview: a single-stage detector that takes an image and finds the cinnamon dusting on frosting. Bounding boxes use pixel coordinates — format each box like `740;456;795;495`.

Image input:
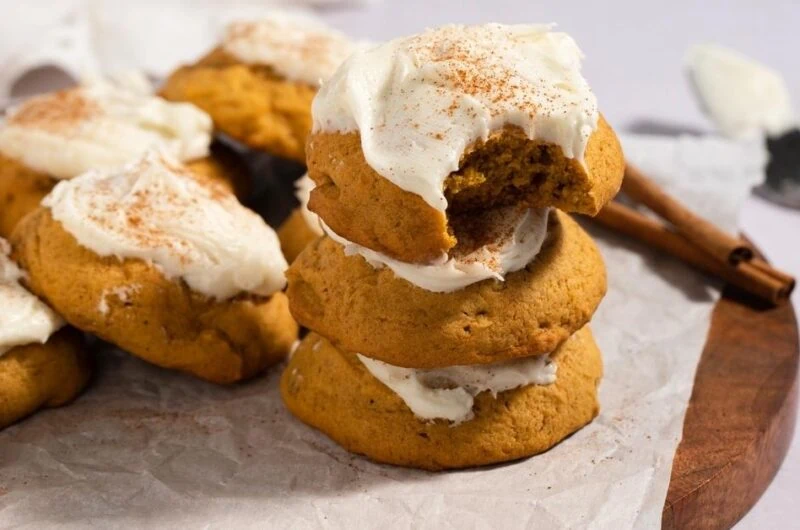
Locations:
0;80;212;180
312;24;598;211
43;152;287;299
7;89;101;132
222;13;361;86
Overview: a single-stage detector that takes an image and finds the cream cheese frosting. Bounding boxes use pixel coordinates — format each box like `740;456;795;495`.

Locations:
222;12;360;87
0;79;212;180
686;44;795;138
295;173;323;236
43;152;288;300
323;207;550;292
358;351;557;424
0;239;64;356
312;23;599;211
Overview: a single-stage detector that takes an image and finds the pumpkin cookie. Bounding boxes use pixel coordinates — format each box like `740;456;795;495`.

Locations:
0;79;244;238
1;329;90;429
281;327;602;470
161;12;360;163
308;25;624;263
12;153;297;384
287;210;606;368
277;173;322;262
0;239;90;429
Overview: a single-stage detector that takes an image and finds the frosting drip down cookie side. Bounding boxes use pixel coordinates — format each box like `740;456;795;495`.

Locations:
287;210;606;368
307;24;624;263
313;24;600;211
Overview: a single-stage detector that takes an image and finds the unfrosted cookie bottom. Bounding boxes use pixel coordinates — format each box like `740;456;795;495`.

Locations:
0;328;90;430
281;328;602;471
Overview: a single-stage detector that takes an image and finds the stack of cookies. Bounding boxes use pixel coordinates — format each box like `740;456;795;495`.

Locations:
281;24;625;470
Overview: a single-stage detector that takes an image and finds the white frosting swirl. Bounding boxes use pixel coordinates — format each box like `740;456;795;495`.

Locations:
0;239;64;356
323;207;550;292
43;152;287;300
358;351;557;424
312;23;599;211
222;12;360;87
0;79;212;180
295;173;323;236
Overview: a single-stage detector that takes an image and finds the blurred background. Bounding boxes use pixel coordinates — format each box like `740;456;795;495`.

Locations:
3;0;798;133
0;1;797;527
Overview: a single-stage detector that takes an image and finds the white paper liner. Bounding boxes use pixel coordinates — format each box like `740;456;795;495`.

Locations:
0;133;765;528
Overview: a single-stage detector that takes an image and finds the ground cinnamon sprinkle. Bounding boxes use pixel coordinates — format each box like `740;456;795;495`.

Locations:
8;88;101;132
73;153;240;262
225;19;350;78
399;25;589;132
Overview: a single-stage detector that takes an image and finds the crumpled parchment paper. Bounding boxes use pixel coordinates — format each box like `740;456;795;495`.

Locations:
0;134;764;529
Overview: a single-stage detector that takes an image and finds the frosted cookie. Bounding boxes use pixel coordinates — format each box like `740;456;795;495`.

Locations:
0;79;245;238
12;153;297;384
0;239;89;429
281;327;602;470
308;24;624;263
277;173;322;262
287;210;606;368
161;12;361;163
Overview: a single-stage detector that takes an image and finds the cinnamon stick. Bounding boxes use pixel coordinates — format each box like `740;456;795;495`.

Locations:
593;202;794;304
622;164;755;264
750;258;797;287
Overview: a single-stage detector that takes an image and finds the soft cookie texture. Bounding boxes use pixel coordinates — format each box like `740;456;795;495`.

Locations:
0;327;90;429
278;208;321;263
282;327;602;470
0;148;248;239
11;209;298;384
287;211;606;368
307;116;624;263
0;153;54;239
161;48;315;163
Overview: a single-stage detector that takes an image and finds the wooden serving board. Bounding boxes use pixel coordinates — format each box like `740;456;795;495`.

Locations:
662;287;799;529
